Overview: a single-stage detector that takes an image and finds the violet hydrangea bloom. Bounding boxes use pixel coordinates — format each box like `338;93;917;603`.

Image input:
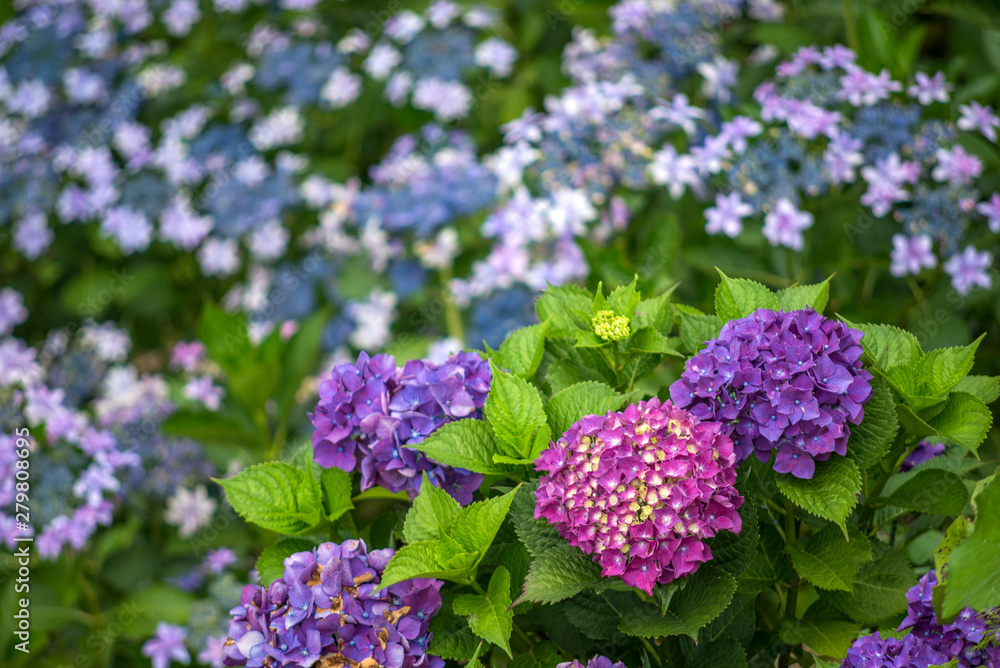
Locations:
222;539;444;668
669;309;873;479
310;351;490;505
900;440;946;472
557;656;626;668
534;398;743;595
842;571;1000;667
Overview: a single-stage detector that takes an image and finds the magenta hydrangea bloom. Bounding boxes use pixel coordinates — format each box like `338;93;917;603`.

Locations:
842;571;1000;667
222;539;444;668
669;309;873;479
534;398;743;595
558;656;626;668
310;351;490;505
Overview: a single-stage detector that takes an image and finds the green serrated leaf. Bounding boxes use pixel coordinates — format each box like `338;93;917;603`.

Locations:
953;375;1000;404
454;567;514;656
917;335;984;397
628;326;678;355
536;285;592;336
507;642;563;668
216;462;322;535
485;363;549;459
927;391;992;456
939;470;1000;621
702;593;755;645
634;287;677;334
319;467;354;522
847;377;898;470
497;321;550;379
380;540;480;587
777;457;861;534
452;488;519;555
403;473;462;544
563;591;628;640
841;319;923;368
779;601;861;658
737;523;789;594
883;469;969;515
714;269;780;322
787;525;872;592
407;419;517;475
518;544;605;605
429;597;479;661
256;537;320;586
619;565;737;639
822;543;911;624
511;482;564;558
776;276;832;313
608;278;641;321
677;308;723;354
544;359;608;394
545;381;626;438
708;499;758;577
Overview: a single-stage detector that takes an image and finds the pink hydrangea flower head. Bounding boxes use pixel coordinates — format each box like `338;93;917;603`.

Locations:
534;398;743;595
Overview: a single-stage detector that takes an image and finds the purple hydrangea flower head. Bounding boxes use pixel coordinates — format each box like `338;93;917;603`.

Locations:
557;656;626;668
844;571;1000;667
900;440;946;472
840;632;949;668
310;351;490;505
534;398;743;595
669;309;873;478
222;539;444;668
142;623;192;668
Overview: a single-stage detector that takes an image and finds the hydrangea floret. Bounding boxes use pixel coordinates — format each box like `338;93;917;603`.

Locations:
592;310;631;342
310;351;491;504
534;398;743;594
222;539;444;668
669;308;873;479
841;571;1000;667
558;656;626;668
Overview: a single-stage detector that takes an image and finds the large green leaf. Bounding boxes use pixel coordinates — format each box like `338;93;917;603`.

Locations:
496;322;549;379
619;565;737;639
939;470;1000;621
403;473;461;543
777;457;861;534
256;537;320;586
953;375;1000;404
517;544;604;605
917;335;984;397
787;525;872;592
842;320;923;368
511;483;565;558
714;269;780;322
883;469;969;515
847;377;898;470
822;544;911;624
216;462;322;535
485;362;549;459
776;276;832;313
451;488;519;555
676;306;723;354
737;523;789;594
779;601;861;659
454;567;514;656
429;597;479;660
545;381;626;437
319;467;354;522
407;419;517;475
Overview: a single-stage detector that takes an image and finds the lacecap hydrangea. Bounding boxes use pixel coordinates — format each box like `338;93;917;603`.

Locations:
534;398;743;595
669;309;873;479
841;571;1000;667
223;539;444;668
310;351;490;505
